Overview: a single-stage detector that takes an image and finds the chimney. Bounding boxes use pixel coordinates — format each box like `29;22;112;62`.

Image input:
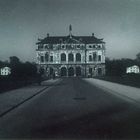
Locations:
92;33;94;37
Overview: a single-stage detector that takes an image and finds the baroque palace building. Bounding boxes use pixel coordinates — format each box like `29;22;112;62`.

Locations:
36;25;106;77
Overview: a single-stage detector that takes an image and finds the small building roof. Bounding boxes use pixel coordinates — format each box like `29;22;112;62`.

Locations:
0;66;11;70
127;65;139;69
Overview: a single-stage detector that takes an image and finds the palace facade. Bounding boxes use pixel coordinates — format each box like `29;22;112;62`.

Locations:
36;26;106;77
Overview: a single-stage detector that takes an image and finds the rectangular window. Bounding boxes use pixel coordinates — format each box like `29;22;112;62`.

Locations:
41;56;44;63
77;45;80;49
45;45;48;49
45;53;49;62
89;55;92;61
93;52;97;61
50;56;53;62
50;45;53;50
98;55;101;61
89;68;92;73
38;44;43;49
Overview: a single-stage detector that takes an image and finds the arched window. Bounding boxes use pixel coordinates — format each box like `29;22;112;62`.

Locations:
45;53;49;62
89;45;92;48
61;45;65;49
61;53;66;61
68;53;74;62
76;53;81;62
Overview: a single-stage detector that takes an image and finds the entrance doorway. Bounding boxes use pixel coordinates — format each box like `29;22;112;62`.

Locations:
89;68;92;77
68;67;74;76
49;67;54;76
98;68;102;75
76;67;81;76
61;67;67;76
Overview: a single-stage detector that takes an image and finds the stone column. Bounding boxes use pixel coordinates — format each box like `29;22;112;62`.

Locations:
66;53;68;63
74;53;76;63
66;66;68;77
74;66;76;77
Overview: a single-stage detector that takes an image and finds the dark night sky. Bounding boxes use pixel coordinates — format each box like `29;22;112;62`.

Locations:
0;0;140;62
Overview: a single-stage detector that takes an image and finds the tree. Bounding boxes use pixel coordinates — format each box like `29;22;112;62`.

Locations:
9;56;20;66
23;62;37;76
136;52;140;62
105;58;130;76
0;61;4;68
9;56;22;77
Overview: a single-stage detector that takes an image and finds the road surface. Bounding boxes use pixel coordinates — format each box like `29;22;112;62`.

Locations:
0;78;140;139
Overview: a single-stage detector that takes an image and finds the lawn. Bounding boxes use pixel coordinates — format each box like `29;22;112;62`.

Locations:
96;74;140;88
0;76;38;94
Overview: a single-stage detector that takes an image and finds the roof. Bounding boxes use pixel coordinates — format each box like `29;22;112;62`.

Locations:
1;67;11;70
127;65;140;69
36;34;105;45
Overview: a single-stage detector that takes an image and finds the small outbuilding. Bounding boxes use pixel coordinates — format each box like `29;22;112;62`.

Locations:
126;65;140;74
0;67;11;76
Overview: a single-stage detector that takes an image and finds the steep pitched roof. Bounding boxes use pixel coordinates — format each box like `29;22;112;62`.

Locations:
36;34;105;44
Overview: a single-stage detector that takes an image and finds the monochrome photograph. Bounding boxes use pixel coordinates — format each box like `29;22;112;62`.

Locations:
0;0;140;139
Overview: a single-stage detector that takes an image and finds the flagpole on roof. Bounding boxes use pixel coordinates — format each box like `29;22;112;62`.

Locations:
69;24;72;38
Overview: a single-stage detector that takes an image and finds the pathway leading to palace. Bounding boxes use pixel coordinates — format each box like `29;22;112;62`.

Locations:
0;78;140;139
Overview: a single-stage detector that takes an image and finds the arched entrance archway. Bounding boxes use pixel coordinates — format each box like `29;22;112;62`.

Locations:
68;67;74;76
61;67;67;76
98;68;102;75
76;67;81;76
39;67;44;75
